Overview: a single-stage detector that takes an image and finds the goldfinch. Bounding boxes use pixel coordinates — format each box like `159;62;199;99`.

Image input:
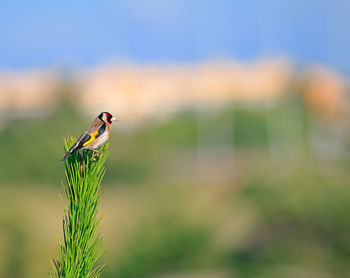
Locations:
61;112;117;161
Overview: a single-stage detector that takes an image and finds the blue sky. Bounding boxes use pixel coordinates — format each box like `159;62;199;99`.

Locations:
1;0;349;72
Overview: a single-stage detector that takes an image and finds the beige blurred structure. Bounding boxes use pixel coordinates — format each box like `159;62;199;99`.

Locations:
300;66;350;159
0;70;58;117
0;60;348;128
76;60;292;125
302;66;348;121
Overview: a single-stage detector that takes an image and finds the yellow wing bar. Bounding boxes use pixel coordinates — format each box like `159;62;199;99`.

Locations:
83;130;99;147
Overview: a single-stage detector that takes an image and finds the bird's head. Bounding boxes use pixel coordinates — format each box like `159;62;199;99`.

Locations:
98;112;118;125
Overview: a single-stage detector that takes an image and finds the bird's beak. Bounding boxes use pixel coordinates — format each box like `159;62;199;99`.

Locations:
111;117;118;122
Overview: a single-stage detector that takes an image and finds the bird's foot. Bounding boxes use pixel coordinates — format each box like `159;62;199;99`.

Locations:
92;150;100;161
79;152;87;176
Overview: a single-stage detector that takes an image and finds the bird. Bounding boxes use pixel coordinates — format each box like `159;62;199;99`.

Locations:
61;112;117;161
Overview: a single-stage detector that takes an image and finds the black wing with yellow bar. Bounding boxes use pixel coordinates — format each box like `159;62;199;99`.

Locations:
77;123;106;149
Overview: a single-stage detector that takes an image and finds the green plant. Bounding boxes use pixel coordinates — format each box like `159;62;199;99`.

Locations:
51;137;109;278
105;216;211;278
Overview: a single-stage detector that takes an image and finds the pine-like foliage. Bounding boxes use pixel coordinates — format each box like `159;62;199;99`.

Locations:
51;137;108;278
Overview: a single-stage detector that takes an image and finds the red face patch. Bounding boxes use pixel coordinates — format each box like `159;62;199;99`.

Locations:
106;113;113;124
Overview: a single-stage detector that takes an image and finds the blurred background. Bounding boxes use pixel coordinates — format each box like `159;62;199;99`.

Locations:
1;1;350;277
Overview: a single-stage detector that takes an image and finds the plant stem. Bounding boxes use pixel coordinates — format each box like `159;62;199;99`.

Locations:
51;137;108;278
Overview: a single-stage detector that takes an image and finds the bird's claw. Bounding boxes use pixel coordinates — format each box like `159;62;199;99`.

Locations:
92;150;100;161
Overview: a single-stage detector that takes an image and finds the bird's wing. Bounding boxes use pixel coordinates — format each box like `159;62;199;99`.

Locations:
72;120;107;151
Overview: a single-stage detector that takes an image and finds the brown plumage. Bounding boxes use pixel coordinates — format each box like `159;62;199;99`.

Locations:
61;112;117;161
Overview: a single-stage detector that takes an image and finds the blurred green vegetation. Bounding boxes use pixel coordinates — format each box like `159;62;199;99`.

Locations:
0;220;27;278
105;216;211;278
0;98;88;184
0;92;349;278
0;94;310;186
230;160;350;277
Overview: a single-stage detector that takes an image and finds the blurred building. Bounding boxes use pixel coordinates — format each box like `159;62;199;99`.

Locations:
0;60;348;129
75;60;291;124
0;70;58;116
0;60;291;122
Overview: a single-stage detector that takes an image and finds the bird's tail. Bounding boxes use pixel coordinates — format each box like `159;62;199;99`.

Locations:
61;149;76;161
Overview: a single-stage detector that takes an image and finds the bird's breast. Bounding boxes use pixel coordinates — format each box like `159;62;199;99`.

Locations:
92;131;109;149
85;125;110;150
